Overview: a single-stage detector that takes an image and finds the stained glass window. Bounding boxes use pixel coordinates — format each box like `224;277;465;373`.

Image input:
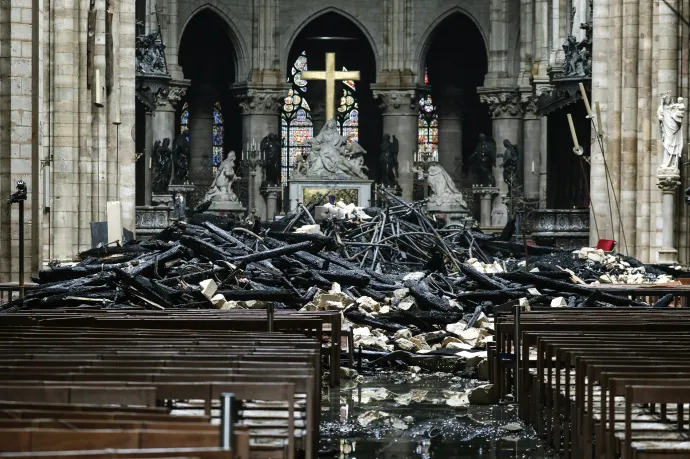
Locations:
337;67;359;143
417;91;438;179
212;102;224;173
180;102;190;143
180;102;224;174
281;51;314;184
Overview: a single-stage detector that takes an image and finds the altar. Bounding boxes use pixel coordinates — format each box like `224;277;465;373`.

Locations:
288;179;373;212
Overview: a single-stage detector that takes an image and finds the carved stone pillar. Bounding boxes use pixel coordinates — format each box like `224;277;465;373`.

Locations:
372;88;419;202
437;88;464;184
232;85;284;219
152;81;189;153
657;169;681;264
478;89;524;215
521;93;541;203
188;83;215;187
136;75;171;205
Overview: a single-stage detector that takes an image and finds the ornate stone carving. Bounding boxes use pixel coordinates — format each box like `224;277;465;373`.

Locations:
373;89;418;116
657;168;681;192
156;85;187;111
379;134;399;187
553;1;593;80
232;88;284;115
261;133;282;186
520;94;538;117
135;75;171;113
479;90;523;118
427;164;467;210
152;138;173;193
468;133;496;187
203;151;240;203
293;119;369;180
135;13;168;76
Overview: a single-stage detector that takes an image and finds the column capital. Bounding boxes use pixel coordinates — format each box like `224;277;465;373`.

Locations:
478;88;523;119
155;80;190;112
231;85;286;116
520;92;539;119
372;88;419;116
135;74;171;113
657;167;681;192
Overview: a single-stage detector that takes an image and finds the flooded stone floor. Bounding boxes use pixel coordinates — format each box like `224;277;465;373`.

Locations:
319;372;547;458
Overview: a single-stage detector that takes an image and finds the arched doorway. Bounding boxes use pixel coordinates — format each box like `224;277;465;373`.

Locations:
283;12;379;189
177;9;241;189
421;13;490;201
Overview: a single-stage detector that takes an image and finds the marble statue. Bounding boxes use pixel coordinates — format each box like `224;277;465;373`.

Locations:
172;135;190;184
427;164;467;209
294;119;368;180
469;133;496;187
658;93;685;170
261;133;281;186
491;201;509;227
501;139;520;189
379;133;399;187
152;138;173;193
203;151;239;202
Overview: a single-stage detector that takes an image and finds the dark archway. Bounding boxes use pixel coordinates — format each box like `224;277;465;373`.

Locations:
177;9;241;188
285;12;380;181
422;12;490;203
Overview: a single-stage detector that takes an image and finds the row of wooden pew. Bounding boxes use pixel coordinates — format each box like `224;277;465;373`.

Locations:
488;308;690;459
0;308;337;459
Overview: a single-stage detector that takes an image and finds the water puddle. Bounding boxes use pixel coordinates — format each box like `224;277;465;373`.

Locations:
319;372;546;458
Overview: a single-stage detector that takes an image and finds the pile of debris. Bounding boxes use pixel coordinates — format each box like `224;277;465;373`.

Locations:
2;194;683;375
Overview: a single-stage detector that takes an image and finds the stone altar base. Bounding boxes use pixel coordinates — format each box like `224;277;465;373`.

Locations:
426;205;471;226
205;201;246;217
288;179;373;212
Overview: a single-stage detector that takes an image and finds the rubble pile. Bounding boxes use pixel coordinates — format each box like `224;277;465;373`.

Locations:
1;194;683;377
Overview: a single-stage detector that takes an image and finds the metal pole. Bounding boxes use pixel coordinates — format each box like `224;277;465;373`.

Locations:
267;303;274;332
18;199;24;299
219;392;236;450
514;303;520;403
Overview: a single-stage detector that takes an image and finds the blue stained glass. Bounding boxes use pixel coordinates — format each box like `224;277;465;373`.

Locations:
282;52;314;185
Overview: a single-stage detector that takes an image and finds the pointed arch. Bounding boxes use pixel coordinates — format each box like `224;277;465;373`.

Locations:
415;7;488;84
178;3;249;81
281;7;380;79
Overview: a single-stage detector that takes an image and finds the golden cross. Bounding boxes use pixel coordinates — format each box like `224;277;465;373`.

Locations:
301;52;360;121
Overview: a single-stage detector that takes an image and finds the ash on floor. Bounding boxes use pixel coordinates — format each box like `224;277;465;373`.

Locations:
319;373;546;459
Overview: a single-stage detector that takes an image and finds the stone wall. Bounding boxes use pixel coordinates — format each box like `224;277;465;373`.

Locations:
0;0;136;282
590;0;689;263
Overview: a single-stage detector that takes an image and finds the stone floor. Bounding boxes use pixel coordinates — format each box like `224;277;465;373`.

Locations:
319;372;547;458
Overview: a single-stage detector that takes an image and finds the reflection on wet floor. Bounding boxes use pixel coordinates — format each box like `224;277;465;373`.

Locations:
319;372;547;459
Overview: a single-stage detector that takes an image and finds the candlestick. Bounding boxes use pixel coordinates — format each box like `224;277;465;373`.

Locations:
246;142;249;152
567;113;580;150
579;83;593;118
531;161;534;173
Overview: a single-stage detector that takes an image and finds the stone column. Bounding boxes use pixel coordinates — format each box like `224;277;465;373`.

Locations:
657;171;680;264
437;88;464;184
144;111;154;205
152;82;188;155
188;83;214;186
373;88;418;202
262;185;281;221
521;94;541;203
479;89;524;210
232;86;283;219
473;187;500;227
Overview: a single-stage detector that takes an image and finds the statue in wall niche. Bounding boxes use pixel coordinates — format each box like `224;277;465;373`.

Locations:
172;135;190;185
379;134;399;187
501;139;520;189
295;119;369;180
427;164;467;209
658;93;685;171
152;138;173;193
468;133;496;187
261;133;281;186
203;151;239;202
